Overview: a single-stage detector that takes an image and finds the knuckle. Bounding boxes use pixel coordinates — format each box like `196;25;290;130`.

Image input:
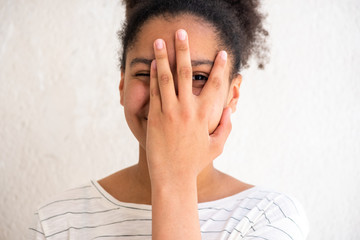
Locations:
150;86;159;97
177;43;188;51
164;111;175;122
159;74;171;85
197;108;208;121
181;108;193;122
209;76;222;90
178;66;192;79
156;52;168;60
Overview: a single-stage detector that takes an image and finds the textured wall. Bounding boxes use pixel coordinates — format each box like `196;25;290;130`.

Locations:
0;0;359;239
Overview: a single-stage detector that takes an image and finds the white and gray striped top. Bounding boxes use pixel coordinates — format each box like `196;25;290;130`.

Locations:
30;180;309;240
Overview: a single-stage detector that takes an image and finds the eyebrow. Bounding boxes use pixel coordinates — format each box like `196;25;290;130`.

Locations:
130;58;153;67
129;58;214;67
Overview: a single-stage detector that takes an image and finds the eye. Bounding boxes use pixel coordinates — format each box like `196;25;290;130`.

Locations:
192;74;208;88
135;72;150;77
134;72;150;83
192;74;208;81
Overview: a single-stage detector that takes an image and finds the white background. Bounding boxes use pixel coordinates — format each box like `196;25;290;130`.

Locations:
1;0;359;239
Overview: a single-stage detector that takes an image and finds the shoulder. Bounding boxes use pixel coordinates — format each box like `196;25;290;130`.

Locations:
37;181;103;213
197;186;308;239
31;180;153;239
31;181;111;238
235;187;310;239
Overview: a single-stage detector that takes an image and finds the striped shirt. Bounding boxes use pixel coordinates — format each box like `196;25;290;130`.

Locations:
30;180;309;240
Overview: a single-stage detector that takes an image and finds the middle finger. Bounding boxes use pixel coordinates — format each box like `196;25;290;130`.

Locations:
175;29;192;103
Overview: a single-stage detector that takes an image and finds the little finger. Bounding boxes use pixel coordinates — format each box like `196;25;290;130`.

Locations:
149;60;161;114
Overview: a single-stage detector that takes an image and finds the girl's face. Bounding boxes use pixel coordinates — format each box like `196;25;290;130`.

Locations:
120;15;241;149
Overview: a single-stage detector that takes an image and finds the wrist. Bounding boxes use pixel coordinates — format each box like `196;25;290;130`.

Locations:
151;173;197;194
151;177;198;211
148;164;198;184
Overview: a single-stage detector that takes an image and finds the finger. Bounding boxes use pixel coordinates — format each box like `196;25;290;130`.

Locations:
149;60;161;114
200;51;227;108
153;39;177;112
175;29;192;103
209;107;232;157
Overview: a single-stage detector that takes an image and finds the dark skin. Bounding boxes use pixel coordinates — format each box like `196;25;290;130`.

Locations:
99;162;252;205
99;15;253;206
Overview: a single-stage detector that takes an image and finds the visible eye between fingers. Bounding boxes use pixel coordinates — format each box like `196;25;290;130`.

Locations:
135;72;150;77
192;74;208;81
192;74;208;88
133;72;151;83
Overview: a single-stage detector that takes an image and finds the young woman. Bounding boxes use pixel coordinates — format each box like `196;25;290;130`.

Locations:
30;0;309;239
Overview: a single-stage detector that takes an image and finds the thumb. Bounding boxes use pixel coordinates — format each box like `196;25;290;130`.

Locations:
209;107;232;157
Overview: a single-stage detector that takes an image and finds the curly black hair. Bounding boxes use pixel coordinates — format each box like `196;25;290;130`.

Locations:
120;0;268;76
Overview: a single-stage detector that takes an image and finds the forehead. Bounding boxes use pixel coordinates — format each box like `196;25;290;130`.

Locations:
126;15;220;66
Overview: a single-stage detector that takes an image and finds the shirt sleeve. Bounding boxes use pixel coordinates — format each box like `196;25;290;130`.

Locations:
242;194;309;240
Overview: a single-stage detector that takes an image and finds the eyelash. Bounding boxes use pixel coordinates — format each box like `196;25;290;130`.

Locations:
135;73;150;77
192;74;208;81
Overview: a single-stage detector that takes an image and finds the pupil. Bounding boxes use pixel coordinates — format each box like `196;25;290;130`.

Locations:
193;75;207;81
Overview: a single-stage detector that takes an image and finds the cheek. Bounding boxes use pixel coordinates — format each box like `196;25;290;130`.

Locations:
192;87;202;96
123;81;150;113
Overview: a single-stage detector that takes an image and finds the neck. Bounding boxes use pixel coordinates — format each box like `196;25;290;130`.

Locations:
135;144;221;197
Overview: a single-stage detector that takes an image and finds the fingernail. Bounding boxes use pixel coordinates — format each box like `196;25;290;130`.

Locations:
220;51;227;61
155;39;164;49
177;29;187;41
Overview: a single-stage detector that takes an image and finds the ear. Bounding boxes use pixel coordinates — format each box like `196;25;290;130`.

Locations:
226;74;242;113
119;70;125;106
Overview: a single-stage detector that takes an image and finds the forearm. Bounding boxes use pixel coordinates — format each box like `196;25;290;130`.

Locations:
147;30;230;240
151;177;201;240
